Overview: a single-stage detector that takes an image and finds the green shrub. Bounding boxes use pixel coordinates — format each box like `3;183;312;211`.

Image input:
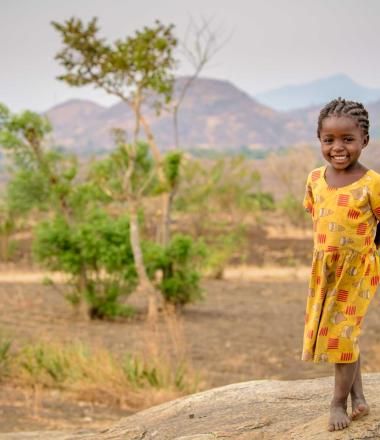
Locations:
248;192;275;211
146;234;207;308
33;209;138;319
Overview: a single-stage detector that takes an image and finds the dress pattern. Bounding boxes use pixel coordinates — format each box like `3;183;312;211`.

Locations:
302;165;380;363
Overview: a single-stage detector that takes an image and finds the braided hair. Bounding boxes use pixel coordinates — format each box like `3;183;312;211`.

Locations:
317;97;370;139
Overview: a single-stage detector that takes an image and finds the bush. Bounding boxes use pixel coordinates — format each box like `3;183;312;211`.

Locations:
248;192;275;211
146;234;207;308
33;209;137;319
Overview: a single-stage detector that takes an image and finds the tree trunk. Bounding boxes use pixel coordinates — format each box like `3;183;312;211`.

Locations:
0;233;9;261
161;190;175;247
77;266;90;320
129;200;161;320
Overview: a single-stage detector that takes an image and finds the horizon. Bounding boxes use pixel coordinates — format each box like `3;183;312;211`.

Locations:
43;73;378;114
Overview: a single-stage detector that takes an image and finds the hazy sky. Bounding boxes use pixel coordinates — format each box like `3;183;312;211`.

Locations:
1;0;380;112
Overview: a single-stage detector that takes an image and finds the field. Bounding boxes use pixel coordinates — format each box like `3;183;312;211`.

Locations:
1;222;380;433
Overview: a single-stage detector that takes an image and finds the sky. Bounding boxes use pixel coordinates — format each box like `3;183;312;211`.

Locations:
1;0;380;112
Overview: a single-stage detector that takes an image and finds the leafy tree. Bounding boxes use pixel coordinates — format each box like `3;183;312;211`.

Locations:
90;132;163;317
0;104;77;221
0;105;134;318
53;18;177;240
53;18;180;318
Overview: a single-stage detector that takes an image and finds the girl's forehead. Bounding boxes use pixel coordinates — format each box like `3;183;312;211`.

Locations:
320;115;360;133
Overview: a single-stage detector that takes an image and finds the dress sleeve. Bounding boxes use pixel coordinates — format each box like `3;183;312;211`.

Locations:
302;172;314;215
369;173;380;221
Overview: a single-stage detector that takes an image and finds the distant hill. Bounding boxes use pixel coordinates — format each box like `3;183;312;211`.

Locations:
47;99;106;152
46;77;307;154
255;74;380;111
45;76;380;156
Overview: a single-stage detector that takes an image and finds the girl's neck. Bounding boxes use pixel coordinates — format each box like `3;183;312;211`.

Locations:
324;163;369;188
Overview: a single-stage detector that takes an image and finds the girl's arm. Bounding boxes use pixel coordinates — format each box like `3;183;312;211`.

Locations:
375;223;380;249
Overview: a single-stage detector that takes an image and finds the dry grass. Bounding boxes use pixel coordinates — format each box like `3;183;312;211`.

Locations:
0;310;200;412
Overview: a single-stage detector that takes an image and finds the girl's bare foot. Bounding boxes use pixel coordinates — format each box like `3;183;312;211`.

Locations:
351;396;370;420
328;401;351;431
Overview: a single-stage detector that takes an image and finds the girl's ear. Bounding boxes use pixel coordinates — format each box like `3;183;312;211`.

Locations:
363;134;369;148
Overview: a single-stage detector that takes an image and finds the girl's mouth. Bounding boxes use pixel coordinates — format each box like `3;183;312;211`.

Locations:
331;155;349;162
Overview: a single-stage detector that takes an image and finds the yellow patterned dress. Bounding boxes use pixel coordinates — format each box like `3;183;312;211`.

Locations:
302;165;380;363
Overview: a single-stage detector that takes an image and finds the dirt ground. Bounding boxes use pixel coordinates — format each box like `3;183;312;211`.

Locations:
1;228;380;433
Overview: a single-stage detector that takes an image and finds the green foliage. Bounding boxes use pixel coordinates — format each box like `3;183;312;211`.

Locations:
123;355;159;388
248;192;275;211
85;284;135;320
147;234;206;307
53;18;178;108
11;340;195;398
122;354;188;391
0;336;11;378
280;194;308;226
203;227;247;278
0;204;17;261
0;104;84;217
163;151;182;189
33;210;138;319
175;157;262;216
0;106;52;170
6;169;51;213
90;140;156;199
19;343;71;385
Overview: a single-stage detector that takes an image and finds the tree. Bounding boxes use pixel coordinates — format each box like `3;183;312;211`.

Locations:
90;131;163;318
53;18;180;318
0;104;136;319
53;18;177;232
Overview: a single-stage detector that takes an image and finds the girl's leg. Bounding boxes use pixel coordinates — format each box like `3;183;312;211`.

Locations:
350;355;370;420
328;360;358;431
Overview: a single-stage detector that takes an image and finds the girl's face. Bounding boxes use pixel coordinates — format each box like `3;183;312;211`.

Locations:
319;116;368;171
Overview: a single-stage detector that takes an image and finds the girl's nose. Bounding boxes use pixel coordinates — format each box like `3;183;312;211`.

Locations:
332;140;344;149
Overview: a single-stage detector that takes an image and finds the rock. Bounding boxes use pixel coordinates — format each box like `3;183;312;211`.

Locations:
2;374;380;439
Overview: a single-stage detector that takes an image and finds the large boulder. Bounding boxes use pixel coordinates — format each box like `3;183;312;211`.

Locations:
2;374;380;439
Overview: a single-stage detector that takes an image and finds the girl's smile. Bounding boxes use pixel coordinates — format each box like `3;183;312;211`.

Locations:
319;116;369;172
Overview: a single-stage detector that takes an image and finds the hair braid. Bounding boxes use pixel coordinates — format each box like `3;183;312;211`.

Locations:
317;97;370;139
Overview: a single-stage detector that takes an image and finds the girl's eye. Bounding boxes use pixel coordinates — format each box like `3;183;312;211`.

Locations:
323;139;332;144
344;138;354;142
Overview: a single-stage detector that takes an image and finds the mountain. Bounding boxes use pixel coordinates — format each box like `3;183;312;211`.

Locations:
45;76;380;156
47;99;107;153
46;77;307;154
255;74;380;111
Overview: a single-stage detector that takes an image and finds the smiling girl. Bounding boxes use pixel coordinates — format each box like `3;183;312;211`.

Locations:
302;97;380;431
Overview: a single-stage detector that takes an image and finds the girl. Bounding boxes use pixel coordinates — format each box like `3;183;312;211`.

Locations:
302;97;380;432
